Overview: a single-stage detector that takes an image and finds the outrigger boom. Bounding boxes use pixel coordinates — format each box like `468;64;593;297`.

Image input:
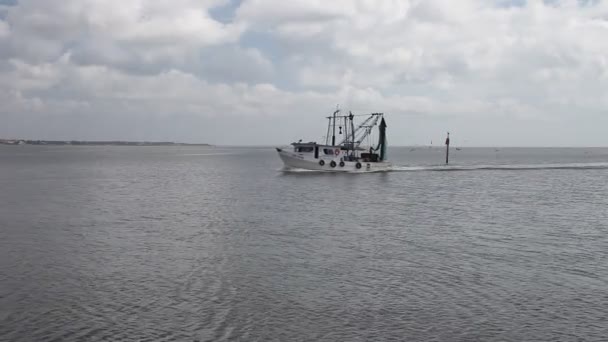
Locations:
276;109;391;172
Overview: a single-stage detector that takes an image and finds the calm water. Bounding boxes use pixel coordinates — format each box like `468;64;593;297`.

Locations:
1;146;607;341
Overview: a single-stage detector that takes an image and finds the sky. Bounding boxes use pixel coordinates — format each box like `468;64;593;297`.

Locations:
1;0;608;146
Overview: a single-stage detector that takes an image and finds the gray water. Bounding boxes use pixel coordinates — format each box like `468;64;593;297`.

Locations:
1;146;607;341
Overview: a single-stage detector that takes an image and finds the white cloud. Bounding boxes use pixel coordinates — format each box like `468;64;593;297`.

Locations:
256;1;608;117
2;0;244;62
0;19;8;38
2;0;608;145
236;0;352;25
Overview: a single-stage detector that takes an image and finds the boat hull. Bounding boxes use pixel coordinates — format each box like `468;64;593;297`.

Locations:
277;149;392;172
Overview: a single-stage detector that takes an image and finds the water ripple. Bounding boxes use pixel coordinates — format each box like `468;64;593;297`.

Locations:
1;146;607;341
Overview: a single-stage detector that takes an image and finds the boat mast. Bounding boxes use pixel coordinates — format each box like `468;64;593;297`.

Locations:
353;115;380;147
332;109;339;146
349;111;355;157
325;117;331;145
337;113;382;151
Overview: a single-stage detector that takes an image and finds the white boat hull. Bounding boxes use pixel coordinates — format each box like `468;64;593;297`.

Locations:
277;149;392;172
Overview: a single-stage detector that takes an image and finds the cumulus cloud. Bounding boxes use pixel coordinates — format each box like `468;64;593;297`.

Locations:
1;0;608;145
0;19;8;38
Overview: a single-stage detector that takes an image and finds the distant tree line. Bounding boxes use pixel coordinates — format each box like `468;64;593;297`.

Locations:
0;139;210;146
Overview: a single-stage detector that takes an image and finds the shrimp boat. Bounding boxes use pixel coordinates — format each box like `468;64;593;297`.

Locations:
276;110;391;172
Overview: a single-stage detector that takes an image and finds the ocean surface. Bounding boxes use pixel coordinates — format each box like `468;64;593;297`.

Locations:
1;145;607;341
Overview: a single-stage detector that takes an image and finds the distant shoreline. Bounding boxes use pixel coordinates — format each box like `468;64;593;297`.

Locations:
0;139;211;146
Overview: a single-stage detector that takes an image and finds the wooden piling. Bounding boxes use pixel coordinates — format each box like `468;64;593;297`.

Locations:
445;132;450;164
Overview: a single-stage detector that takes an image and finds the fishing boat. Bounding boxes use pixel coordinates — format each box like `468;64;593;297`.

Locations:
276;110;391;172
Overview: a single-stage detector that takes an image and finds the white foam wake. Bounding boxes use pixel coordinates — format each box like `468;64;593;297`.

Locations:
390;162;608;172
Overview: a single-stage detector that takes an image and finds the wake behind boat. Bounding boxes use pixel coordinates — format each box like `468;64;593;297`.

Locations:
276;110;391;172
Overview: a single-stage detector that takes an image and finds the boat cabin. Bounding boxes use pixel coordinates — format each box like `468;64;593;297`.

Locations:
291;142;341;158
292;143;316;153
290;142;377;161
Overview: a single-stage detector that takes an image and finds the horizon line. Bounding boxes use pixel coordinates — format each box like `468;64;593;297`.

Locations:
2;138;608;149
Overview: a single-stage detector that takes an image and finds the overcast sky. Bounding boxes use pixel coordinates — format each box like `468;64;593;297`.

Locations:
1;0;608;146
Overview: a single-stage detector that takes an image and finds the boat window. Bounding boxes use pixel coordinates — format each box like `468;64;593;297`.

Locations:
323;148;335;155
295;146;313;153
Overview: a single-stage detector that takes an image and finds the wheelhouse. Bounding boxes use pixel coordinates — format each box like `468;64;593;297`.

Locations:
292;142;341;159
291;142;315;153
